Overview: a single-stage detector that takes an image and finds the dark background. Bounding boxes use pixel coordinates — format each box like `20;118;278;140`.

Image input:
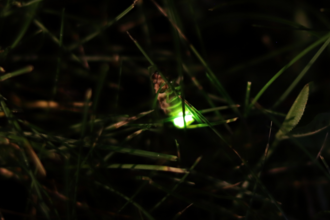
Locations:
1;0;330;219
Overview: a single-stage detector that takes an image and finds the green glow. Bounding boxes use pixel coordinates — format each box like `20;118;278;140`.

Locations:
172;111;195;128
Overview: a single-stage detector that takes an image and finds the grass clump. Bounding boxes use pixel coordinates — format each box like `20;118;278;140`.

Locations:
0;0;330;219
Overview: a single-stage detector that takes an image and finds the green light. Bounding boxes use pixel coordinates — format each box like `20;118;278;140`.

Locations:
172;111;195;128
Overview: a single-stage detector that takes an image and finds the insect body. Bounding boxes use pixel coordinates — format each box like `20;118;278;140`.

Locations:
152;72;195;128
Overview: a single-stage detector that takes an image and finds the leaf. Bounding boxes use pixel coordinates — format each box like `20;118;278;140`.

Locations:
275;83;309;140
98;145;178;161
281;112;330;139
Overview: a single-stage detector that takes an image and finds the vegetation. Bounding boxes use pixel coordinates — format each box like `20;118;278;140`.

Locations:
0;0;330;219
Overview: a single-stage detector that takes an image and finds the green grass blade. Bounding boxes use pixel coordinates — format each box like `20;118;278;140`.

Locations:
247;32;330;115
11;1;40;49
0;94;46;177
186;117;238;129
115;60;123;113
104;164;187;173
118;180;149;213
198;105;240;114
273;35;330;108
244;81;251;117
204;13;321;38
190;45;239;114
98;145;178;161
67;1;138;51
223;40;307;76
52;8;65;97
0;65;33;81
94;181;155;220
276;83;309;139
72;88;92;219
93;63;108;113
281;113;330;139
183;65;235;133
150;156;202;212
33;19;83;64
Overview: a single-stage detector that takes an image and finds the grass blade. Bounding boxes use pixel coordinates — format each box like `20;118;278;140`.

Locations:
276;83;309;140
52;8;65;97
247;32;330;115
0;65;33;81
94;181;155;220
67;0;138;51
273;35;330;108
11;1;40;49
281;113;330;139
0;94;46;177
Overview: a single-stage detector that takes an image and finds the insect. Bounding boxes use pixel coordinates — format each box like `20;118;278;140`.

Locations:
151;71;195;128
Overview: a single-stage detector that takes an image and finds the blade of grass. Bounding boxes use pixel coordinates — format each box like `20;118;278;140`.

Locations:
186;117;238;129
72;88;92;219
118;180;149;213
273;35;330;108
281;113;330;139
275;84;309;140
52;8;65;98
99;145;178;161
150;156;202;212
244;81;251;117
104;164;187;173
204;13;321;38
93;63;108;113
210;0;330;29
183;64;234;133
0;65;33;81
115;60;123;114
0;94;46;177
67;0;139;51
252;101;330;182
33;19;83;65
11;1;40;49
94;181;155;220
224;40;307;76
247;32;330;115
198;105;240;114
245;121;273;220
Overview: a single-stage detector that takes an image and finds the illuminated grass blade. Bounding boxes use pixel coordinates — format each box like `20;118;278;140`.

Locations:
275;83;309;140
183;65;234;133
186;117;238;129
